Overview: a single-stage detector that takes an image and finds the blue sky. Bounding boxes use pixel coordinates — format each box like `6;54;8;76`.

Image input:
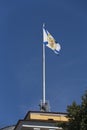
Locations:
0;0;87;128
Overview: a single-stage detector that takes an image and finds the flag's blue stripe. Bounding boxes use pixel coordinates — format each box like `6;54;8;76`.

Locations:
43;41;48;45
54;50;59;54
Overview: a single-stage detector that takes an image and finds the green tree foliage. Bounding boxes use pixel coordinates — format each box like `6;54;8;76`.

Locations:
80;91;87;130
57;91;87;130
66;101;81;130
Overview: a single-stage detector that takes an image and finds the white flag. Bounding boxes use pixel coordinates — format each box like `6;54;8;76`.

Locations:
43;25;61;54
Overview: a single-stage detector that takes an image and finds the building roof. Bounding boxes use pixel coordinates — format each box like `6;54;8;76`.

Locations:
1;111;68;130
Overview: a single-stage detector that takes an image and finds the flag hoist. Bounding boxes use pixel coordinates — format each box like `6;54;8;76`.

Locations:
39;24;61;112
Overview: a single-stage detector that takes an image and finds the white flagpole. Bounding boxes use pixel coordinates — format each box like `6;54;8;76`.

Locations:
39;24;50;112
42;31;46;104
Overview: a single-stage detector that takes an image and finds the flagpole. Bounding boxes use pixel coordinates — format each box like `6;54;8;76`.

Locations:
42;39;46;104
39;24;50;112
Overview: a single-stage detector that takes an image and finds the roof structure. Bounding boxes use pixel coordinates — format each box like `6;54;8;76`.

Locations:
14;111;68;130
1;111;68;130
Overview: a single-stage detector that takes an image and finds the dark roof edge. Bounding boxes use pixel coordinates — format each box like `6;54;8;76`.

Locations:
14;119;64;130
